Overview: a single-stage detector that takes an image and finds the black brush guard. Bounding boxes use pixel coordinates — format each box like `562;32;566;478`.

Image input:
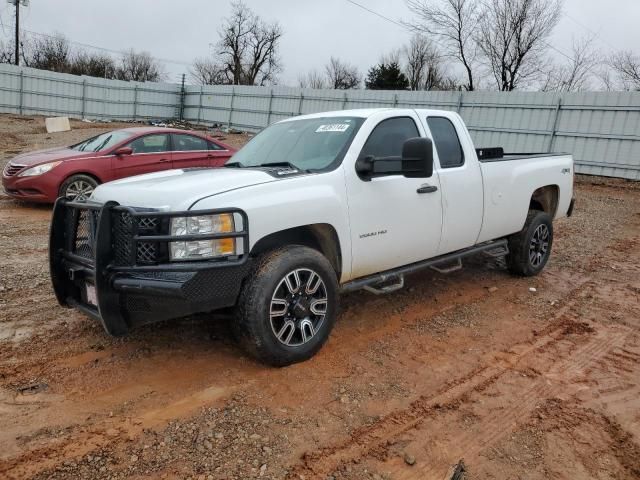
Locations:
49;199;250;336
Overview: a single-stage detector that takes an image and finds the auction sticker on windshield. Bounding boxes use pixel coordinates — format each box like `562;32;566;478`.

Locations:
316;124;350;133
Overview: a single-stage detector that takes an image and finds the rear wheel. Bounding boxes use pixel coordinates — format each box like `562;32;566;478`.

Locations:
59;174;99;201
507;210;554;276
233;246;339;366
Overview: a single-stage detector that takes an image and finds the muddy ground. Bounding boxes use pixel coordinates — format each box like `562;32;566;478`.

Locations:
1;114;639;480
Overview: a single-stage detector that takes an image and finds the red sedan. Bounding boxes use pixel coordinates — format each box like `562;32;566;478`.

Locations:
2;127;236;203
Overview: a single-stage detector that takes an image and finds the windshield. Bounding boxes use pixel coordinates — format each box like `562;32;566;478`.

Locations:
71;131;134;152
229;116;364;172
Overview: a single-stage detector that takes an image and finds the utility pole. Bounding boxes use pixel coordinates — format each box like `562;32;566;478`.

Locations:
14;0;20;65
9;0;28;66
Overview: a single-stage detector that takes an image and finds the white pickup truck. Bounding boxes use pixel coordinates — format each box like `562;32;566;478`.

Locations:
50;108;575;365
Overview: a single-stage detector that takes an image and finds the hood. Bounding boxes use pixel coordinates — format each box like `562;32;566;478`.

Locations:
9;147;97;167
90;168;278;210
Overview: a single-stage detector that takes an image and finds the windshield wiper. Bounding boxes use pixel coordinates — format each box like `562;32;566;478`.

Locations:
224;161;244;168
257;162;307;172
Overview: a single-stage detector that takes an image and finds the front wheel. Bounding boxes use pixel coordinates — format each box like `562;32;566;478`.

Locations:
233;246;339;366
59;174;99;202
507;210;554;276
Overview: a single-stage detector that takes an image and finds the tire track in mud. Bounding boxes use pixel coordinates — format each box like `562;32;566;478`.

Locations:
290;278;605;479
402;328;630;480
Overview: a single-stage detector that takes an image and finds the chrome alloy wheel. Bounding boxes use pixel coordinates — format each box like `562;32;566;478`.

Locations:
65;180;95;201
269;268;328;347
529;224;550;267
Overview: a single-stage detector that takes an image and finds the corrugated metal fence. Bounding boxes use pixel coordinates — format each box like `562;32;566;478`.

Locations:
1;63;639;179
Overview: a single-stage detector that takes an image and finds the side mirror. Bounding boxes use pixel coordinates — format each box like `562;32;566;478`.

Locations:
114;147;133;156
401;137;433;178
355;137;433;180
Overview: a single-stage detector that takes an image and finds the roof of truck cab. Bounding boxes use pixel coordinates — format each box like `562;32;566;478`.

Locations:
282;108;458;122
283;108;394;120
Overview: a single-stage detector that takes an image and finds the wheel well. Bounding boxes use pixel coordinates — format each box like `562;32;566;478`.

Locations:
529;185;559;217
250;224;342;278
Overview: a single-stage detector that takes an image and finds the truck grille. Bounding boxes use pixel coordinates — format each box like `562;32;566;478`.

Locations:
3;163;25;177
73;209;99;260
113;211;163;265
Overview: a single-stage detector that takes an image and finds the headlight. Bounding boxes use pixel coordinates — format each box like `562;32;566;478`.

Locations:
169;213;244;261
18;161;62;177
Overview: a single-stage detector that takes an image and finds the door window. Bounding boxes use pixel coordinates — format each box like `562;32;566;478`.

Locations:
126;134;169;154
426;117;464;168
172;134;208;152
359;117;420;162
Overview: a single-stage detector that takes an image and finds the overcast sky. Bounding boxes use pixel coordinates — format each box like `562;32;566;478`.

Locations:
1;0;639;86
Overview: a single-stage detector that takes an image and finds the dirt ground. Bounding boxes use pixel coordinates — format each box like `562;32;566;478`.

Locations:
1;113;640;480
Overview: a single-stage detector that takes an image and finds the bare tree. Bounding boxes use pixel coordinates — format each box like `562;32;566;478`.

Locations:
380;48;402;67
477;0;563;91
325;57;361;89
191;57;229;85
610;50;640;90
541;36;599;92
69;52;117;79
405;0;481;91
0;39;15;64
403;33;452;90
298;69;326;89
116;49;164;82
216;0;283;85
22;33;71;72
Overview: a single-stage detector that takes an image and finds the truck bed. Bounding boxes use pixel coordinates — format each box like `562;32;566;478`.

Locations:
478;152;569;163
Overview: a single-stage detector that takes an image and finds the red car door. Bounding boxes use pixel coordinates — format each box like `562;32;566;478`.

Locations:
112;133;172;179
170;133;211;169
206;139;234;167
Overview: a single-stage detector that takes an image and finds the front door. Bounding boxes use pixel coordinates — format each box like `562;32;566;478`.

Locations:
345;115;444;279
112;133;172;179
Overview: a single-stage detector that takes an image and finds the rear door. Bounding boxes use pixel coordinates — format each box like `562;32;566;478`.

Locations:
206;139;234;167
423;115;483;254
171;133;211;169
112;133;172;179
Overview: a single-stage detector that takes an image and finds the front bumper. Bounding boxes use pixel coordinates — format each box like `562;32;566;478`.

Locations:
49;199;250;336
2;172;58;203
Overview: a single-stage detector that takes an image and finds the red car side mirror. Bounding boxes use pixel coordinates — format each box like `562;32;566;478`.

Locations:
114;147;133;156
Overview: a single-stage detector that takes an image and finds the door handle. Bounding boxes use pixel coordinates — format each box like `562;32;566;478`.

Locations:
417;185;438;194
159;158;170;163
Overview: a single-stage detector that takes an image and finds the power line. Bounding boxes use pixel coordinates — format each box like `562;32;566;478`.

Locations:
343;0;450;53
348;0;595;67
21;29;193;67
344;0;408;30
563;12;618;51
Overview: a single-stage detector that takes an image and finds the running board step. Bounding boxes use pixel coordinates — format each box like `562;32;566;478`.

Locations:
341;239;508;294
430;257;462;274
363;275;404;295
483;245;510;258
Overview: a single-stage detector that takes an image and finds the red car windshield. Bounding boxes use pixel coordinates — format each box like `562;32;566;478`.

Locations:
71;131;134;152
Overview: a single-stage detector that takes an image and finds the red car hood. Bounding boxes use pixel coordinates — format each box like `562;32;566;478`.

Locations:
9;147;98;167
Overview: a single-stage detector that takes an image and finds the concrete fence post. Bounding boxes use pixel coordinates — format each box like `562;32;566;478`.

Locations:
547;97;562;152
298;92;304;115
266;88;274;127
456;92;464;114
393;94;398;107
342;91;348;110
81;78;87;119
18;69;24;115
